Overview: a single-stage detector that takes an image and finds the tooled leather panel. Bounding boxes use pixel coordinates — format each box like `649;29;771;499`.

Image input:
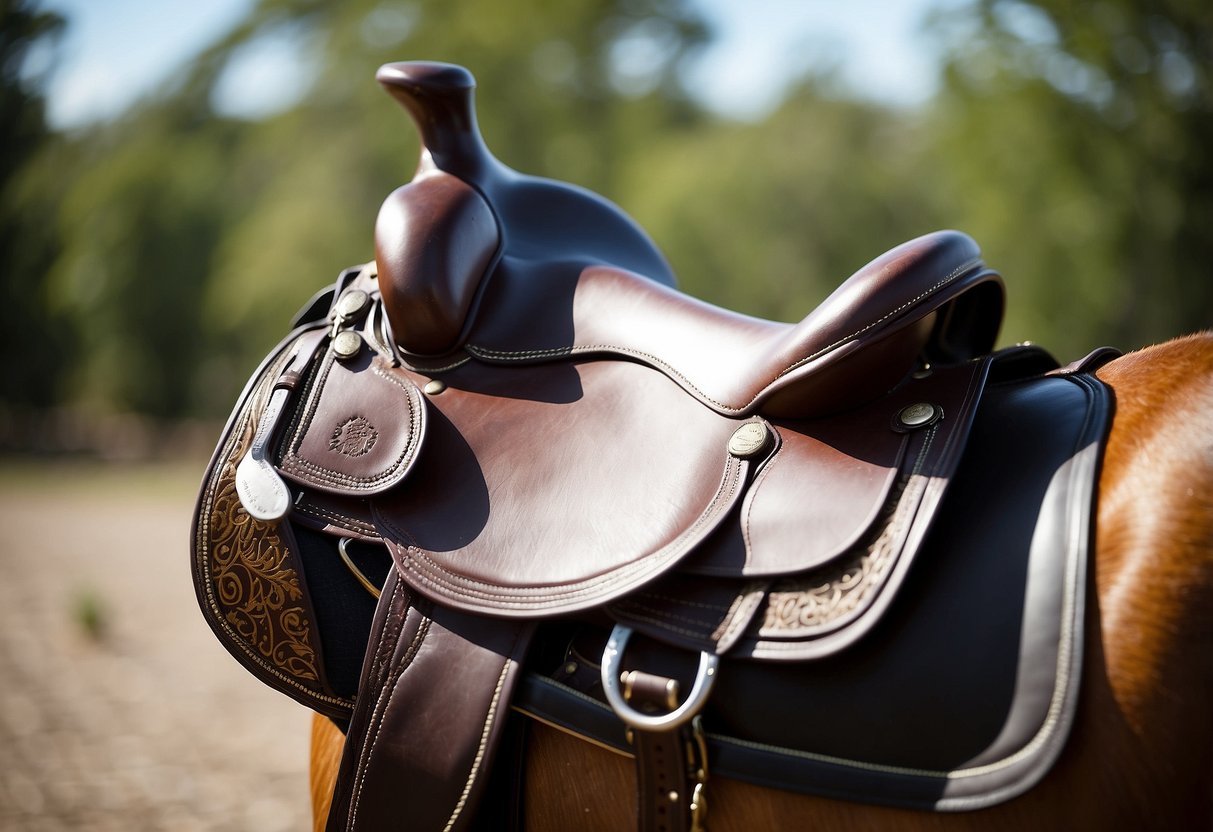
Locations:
373;358;757;616
192;340;352;717
277;346;426;497
463;231;1000;417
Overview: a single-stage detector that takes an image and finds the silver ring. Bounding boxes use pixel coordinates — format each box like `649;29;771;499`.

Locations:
600;625;718;731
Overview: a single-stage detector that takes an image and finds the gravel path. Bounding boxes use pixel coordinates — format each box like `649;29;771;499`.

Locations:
0;462;313;831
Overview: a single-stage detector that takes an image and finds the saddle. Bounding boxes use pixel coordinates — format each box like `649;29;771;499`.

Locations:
190;62;1116;830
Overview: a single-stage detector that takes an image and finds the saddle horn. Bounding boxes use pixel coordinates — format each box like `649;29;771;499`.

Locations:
373;61;677;358
375;61;500;184
373;62;501;356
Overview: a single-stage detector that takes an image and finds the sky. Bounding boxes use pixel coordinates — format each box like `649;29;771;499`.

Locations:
34;0;965;129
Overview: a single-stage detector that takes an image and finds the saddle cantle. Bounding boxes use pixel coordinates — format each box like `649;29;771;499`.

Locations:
190;62;1115;831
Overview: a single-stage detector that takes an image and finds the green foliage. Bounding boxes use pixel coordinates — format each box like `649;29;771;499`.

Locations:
71;584;109;642
4;0;1209;427
927;0;1213;354
0;0;72;408
33;0;710;419
623;85;944;322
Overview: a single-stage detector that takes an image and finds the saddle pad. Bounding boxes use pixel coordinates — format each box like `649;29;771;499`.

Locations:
514;370;1112;811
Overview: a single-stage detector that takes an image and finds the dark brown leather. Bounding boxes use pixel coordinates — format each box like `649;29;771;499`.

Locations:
376;171;499;356
465;234;1001;418
325;571;534;832
189;60;1117;831
277;337;426;496
375;61;678;299
633;725;695;832
621;672;708;832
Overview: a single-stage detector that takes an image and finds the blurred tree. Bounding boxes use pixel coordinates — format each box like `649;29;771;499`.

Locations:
46;107;243;417
623;81;944;322
0;0;72;409
928;0;1212;354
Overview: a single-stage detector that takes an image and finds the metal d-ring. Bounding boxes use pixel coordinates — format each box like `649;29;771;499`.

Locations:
600;625;719;732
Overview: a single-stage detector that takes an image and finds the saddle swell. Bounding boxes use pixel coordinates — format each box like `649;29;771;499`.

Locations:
189;60;1118;832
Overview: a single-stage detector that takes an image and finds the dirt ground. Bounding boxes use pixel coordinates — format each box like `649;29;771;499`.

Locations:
0;459;314;831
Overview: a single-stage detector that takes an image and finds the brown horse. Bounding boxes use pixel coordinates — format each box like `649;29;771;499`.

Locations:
308;331;1213;831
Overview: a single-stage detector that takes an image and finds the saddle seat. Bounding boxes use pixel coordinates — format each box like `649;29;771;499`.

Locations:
430;228;1003;421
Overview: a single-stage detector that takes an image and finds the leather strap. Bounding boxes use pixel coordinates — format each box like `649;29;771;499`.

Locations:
626;672;708;832
634;727;693;832
327;571;534;831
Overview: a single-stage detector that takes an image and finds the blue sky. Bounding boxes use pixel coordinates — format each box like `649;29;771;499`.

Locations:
36;0;963;128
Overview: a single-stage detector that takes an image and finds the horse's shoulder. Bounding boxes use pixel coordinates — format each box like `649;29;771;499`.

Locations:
1093;332;1213;722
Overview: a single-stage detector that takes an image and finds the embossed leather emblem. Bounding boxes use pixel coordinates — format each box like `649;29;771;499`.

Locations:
330;416;378;457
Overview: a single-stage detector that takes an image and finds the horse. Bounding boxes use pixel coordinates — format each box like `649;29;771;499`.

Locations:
306;331;1213;830
185;61;1213;831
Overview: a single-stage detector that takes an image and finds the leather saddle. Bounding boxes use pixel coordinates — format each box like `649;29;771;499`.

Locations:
190;62;1116;831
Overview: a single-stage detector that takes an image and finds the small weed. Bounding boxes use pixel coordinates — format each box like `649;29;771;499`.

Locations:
72;588;109;641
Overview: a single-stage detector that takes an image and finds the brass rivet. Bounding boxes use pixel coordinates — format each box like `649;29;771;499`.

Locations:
423;379;447;395
563;662;578;675
668;791;680;803
332;330;362;360
336;289;370;319
728;422;772;458
898;402;938;428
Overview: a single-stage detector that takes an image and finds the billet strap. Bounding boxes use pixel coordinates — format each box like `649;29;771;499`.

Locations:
326;570;534;832
631;712;708;832
605;628;712;832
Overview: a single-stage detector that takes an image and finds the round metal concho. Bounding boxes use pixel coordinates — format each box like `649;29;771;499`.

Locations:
336;288;371;319
332;330;363;361
728;422;772;459
897;402;940;429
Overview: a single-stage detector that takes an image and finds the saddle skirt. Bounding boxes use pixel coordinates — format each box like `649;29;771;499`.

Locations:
189;61;1116;831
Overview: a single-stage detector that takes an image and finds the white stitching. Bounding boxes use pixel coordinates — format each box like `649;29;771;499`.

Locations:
348;587;428;831
443;652;518;830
